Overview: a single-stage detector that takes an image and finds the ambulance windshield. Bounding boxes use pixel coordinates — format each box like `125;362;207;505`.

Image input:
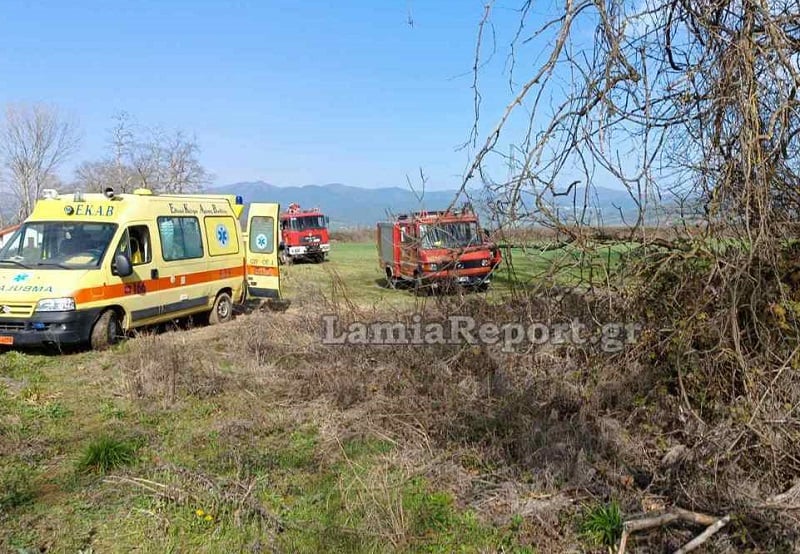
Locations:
0;222;117;269
419;222;480;249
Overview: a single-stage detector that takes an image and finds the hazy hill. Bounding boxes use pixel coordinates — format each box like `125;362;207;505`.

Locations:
211;181;682;227
211;181;462;228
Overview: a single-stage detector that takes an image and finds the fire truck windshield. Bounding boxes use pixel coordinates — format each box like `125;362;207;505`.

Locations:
419;222;480;249
285;215;326;231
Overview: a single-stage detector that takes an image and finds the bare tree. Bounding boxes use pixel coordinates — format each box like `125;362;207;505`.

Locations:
74;159;140;193
74;113;210;194
110;111;136;192
161;130;209;193
0;103;80;218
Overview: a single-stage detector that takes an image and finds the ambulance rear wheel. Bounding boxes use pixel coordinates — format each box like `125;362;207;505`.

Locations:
208;292;233;325
90;309;122;350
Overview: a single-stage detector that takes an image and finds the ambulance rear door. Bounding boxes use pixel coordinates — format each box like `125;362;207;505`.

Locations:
245;203;281;299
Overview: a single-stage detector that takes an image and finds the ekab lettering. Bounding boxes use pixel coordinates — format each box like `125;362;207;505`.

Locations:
72;205;114;217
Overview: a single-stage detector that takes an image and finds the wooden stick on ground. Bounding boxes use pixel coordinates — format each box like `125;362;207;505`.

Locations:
674;515;731;554
616;509;729;554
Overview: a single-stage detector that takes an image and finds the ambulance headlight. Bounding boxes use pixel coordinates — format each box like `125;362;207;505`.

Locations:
35;297;76;312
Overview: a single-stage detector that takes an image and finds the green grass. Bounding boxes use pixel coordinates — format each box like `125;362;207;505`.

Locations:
579;500;623;547
0;465;36;510
0;337;537;553
0;239;616;553
282;240;632;307
1;245;596;552
77;435;139;474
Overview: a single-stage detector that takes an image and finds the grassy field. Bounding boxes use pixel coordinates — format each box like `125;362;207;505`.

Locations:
0;241;643;553
0;328;543;553
283;240;631;305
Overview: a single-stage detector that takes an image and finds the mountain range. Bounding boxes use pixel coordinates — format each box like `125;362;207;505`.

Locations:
210;181;679;228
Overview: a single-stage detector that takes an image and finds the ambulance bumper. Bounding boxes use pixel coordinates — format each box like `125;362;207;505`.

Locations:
0;309;101;347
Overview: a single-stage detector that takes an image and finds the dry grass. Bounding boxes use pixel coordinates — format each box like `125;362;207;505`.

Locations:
198;279;800;551
12;259;785;551
121;331;231;405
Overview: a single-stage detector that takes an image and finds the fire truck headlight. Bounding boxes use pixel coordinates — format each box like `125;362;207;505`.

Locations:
36;297;76;312
481;258;490;267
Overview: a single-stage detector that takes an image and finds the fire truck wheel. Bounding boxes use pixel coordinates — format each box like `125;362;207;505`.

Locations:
90;309;122;350
384;269;397;289
209;292;233;325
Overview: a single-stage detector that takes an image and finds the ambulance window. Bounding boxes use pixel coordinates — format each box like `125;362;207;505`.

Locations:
117;225;151;265
249;216;274;254
157;216;204;261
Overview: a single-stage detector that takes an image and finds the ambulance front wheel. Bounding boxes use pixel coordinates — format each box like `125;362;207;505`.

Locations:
209;292;233;325
90;309;122;350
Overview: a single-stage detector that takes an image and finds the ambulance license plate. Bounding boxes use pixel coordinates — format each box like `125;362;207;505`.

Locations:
0;336;14;345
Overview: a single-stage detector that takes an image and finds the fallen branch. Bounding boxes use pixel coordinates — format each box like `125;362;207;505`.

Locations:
674;515;731;554
616;508;729;554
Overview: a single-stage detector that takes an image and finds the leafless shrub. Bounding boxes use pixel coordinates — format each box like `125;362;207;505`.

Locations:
452;0;800;548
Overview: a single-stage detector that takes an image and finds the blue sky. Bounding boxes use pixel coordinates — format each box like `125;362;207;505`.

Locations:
0;1;536;190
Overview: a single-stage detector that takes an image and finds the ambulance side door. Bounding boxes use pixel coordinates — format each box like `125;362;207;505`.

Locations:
110;223;160;327
245;203;281;299
153;215;209;319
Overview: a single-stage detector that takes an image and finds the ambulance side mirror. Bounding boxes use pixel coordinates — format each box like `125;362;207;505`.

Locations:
112;253;133;277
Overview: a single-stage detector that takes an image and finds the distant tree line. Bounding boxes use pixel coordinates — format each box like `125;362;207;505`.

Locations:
0;104;210;223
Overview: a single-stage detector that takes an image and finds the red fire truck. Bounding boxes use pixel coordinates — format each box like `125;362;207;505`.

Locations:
377;204;501;291
279;203;330;263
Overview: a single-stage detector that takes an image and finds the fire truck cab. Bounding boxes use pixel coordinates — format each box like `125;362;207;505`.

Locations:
279;203;330;264
377;204;501;291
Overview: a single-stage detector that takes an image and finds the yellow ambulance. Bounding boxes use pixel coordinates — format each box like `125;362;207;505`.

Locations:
0;187;281;349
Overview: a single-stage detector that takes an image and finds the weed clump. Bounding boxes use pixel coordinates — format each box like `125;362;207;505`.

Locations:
0;465;36;510
579;500;623;548
78;435;138;474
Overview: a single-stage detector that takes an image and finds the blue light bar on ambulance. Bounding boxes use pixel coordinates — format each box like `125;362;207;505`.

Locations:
235;195;244;205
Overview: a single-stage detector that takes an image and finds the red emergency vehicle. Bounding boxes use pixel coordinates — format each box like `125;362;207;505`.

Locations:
377;204;501;291
279;203;330;263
